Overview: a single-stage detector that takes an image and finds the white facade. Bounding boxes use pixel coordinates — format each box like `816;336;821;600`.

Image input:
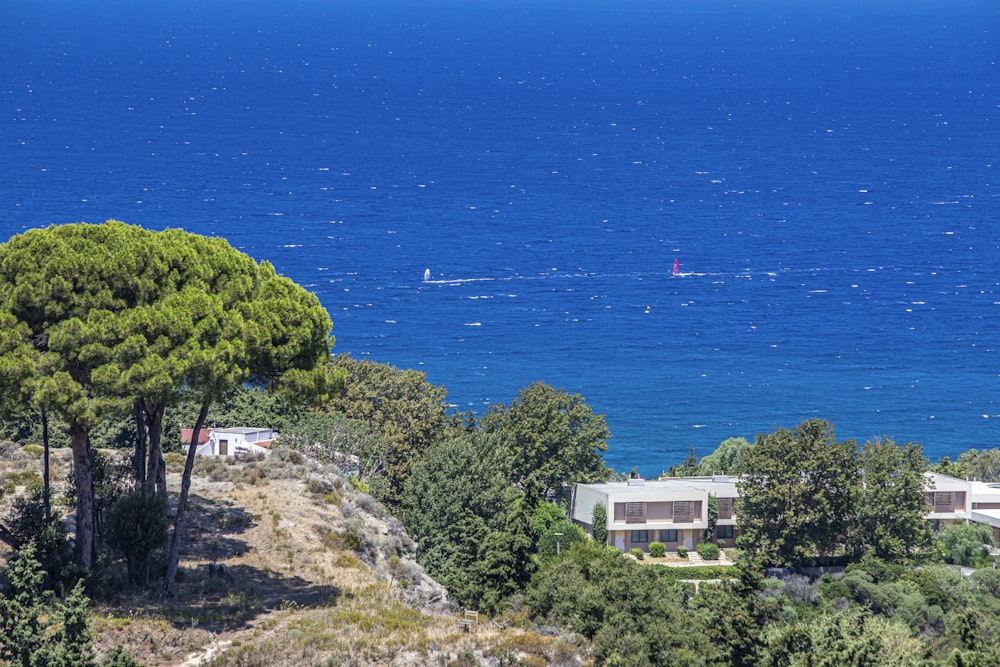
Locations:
573;472;982;554
190;427;274;457
572;476;740;552
924;471;972;523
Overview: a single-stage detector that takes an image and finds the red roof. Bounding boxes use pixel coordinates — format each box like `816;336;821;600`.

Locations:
181;428;212;446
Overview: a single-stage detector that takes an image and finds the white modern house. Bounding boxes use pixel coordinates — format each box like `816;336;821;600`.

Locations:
183;427;275;457
572;476;739;553
572;471;977;554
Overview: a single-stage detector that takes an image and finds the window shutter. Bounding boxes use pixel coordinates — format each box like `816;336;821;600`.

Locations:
625;502;646;524
718;497;733;519
934;492;954;512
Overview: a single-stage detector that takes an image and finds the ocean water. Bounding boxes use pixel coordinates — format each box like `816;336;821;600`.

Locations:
2;0;998;476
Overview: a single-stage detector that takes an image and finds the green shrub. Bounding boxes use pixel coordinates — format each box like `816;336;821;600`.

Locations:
348;475;370;494
677;545;688;558
649;542;666;558
630;548;645;560
100;644;140;667
5;470;43;490
938;523;994;568
20;444;44;458
656;564;739;581
104;492;169;587
164;452;186;470
696;541;720;561
537;521;586;560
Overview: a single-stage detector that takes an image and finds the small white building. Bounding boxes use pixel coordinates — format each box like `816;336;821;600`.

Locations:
183;427;275;457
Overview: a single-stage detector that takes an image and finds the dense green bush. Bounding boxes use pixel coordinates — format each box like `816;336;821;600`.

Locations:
677;545;688;558
656;565;739;581
649;541;666;558
20;444;44;458
104;492;169;587
696;541;721;560
3;489;75;591
630;547;645;560
937;523;994;568
0;542;138;667
537;520;586;560
526;541;708;664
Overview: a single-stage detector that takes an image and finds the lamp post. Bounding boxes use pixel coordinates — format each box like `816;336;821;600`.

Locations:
554;532;563;555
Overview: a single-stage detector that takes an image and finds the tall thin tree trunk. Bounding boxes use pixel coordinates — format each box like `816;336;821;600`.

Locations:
144;412;160;495
134;399;147;491
144;405;166;495
69;422;95;570
42;406;51;523
164;399;210;596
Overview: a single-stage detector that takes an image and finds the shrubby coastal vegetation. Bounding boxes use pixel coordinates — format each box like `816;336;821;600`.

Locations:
2;222;1000;665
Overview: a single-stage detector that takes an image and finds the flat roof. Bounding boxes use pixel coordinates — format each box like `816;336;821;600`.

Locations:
212;427;272;435
578;476;739;497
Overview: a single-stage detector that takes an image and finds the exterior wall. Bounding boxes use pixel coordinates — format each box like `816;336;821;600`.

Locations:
571;484;611;540
191;428;273;457
647;501;672;521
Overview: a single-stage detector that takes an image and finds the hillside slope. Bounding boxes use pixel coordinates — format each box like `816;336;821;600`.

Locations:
1;447;589;666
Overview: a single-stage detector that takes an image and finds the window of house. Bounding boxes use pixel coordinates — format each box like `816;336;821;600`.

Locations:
933;492;954;512
717;497;734;520
660;529;678;543
631;530;649;544
717;525;734;539
625;502;647;524
673;500;694;522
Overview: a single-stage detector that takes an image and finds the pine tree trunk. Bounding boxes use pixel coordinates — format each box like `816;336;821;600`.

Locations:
70;423;95;570
144;406;165;495
146;405;167;495
133;400;146;490
164;399;210;596
42;406;51;523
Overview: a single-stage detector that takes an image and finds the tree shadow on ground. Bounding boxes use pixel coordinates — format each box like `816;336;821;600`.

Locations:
160;563;342;632
175;493;255;563
142;491;342;632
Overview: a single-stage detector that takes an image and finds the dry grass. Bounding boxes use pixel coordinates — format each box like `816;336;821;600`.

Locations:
2;447;590;665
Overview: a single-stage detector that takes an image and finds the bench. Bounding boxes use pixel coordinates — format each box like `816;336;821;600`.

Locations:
457;609;479;632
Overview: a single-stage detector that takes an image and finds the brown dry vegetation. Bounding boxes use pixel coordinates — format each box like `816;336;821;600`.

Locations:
0;445;592;666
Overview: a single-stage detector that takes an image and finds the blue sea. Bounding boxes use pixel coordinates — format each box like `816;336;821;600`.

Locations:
3;0;998;476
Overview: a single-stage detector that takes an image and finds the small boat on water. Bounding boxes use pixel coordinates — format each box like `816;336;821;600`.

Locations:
423;268;431;282
671;259;680;276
